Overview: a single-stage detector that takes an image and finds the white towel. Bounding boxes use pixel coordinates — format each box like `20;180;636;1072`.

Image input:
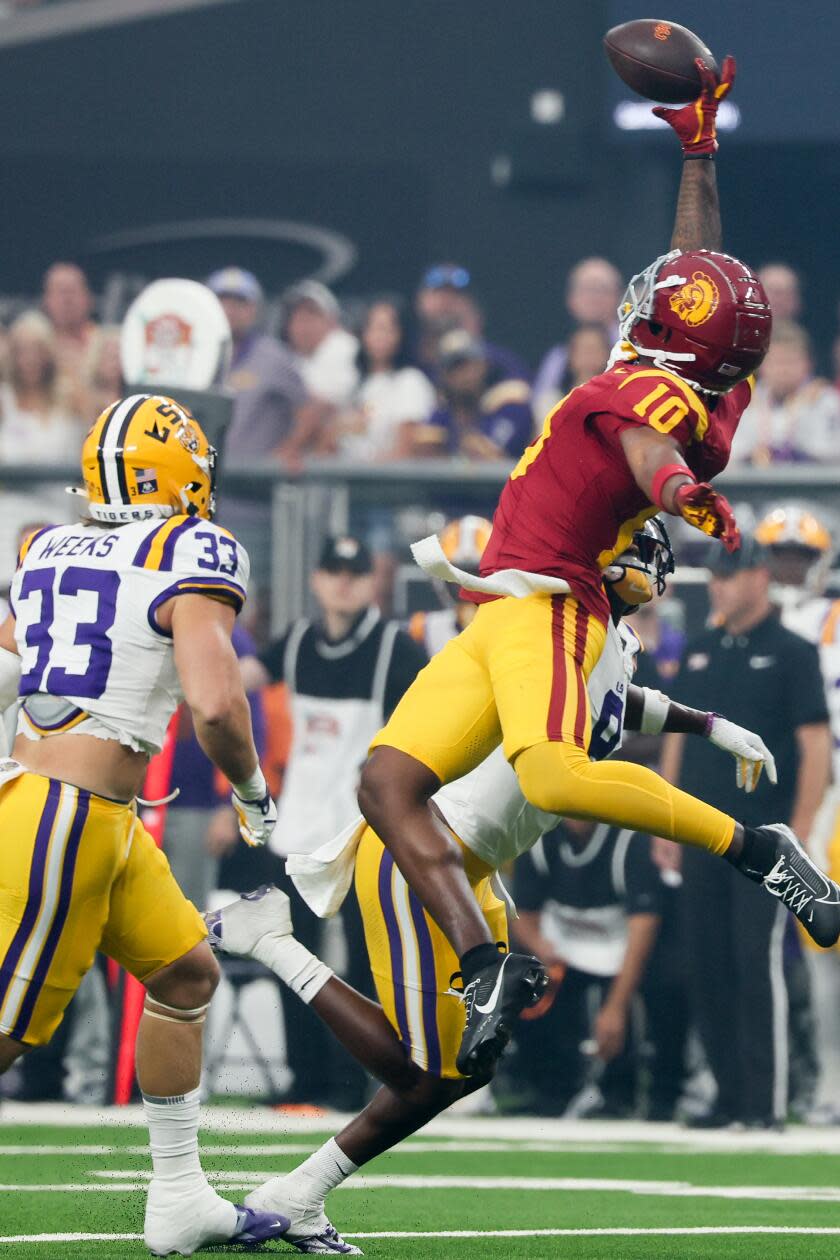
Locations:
286;817;367;918
411;534;571;599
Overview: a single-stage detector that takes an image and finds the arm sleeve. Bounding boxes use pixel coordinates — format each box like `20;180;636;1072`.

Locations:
592;367;710;451
788;636;830;728
383;630;428;718
622;834;664;916
259;630;291;685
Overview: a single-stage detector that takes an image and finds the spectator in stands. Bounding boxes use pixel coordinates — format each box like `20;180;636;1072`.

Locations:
414;261;530;384
208;267;310;602
0;311;82;578
0;310;81;457
758;262;803;323
532;322;612;424
532;257;622;420
80;324;124;421
332;297;435;461
663;538;831;1128
411;329;532;461
41;261;98;395
506;819;663;1117
731;321;840;464
283;278;358;406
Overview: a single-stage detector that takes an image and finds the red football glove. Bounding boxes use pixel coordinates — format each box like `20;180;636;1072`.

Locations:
652;55;736;156
674;481;741;552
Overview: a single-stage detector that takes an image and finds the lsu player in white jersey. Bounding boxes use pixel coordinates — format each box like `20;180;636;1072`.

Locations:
0;395;288;1256
407;515;493;657
755;501;840;1116
207;518;776;1255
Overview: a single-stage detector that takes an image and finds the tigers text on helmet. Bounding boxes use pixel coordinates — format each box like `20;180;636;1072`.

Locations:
604;516;675;616
617;249;772;394
755;501;836;600
75;394;217;524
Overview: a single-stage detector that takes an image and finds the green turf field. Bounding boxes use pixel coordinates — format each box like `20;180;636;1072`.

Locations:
3;1112;840;1259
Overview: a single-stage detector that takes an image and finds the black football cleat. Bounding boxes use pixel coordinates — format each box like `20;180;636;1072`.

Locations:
455;952;548;1077
748;824;840;948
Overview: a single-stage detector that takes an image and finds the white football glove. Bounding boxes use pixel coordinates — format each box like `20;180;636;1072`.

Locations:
231;769;278;847
706;715;777;793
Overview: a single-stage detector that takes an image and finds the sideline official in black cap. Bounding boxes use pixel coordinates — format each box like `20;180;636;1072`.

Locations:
663;533;830;1130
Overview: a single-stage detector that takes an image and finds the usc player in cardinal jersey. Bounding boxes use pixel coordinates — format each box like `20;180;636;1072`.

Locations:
358;57;840;1077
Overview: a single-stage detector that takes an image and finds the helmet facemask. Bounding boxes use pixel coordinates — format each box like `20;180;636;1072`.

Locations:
605;516;675;619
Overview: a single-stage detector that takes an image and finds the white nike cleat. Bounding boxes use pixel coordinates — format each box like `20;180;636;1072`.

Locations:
245;1177;362;1255
204;884;292;959
145;1178;289;1255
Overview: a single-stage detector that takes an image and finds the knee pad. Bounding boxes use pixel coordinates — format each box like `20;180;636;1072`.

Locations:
514;742;589;816
143;996;211;1026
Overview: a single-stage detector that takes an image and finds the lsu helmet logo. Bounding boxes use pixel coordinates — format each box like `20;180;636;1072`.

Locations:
668;271;720;328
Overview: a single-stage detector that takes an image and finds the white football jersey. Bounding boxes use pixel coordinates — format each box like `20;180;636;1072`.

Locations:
781;593;840;779
435;618;640;869
10;516;249;754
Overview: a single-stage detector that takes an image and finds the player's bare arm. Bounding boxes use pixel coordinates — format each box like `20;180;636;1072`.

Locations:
168;593;277;848
168;595;258;784
618;425;740;551
657;56;735;253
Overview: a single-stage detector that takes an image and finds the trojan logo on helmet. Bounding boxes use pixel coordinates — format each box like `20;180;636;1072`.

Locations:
72;393;217;525
669;271;720;327
616;248;772;394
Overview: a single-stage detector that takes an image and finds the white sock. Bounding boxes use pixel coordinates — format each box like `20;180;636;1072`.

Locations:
252;935;333;1005
284;1137;358;1203
143;1087;208;1185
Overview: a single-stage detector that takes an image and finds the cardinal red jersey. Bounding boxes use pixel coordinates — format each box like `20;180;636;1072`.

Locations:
478;362;753;623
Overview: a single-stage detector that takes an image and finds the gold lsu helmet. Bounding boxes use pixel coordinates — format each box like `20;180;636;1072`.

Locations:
439;515;493;574
77;394;216;525
754;502;835;595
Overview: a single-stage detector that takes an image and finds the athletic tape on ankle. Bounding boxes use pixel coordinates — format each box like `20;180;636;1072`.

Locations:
144;997;211;1025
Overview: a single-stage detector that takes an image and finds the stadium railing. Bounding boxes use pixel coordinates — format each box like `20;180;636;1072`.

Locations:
3;462;840;631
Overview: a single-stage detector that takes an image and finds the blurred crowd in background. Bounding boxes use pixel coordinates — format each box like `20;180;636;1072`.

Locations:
3;250;840;1131
2;255;840;583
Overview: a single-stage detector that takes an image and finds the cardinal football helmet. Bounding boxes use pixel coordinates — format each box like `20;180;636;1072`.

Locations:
617;248;772;394
76;394;216;524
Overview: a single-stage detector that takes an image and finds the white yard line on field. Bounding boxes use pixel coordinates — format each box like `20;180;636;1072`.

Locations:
9;1172;840;1202
5;1104;840;1154
7;1227;840;1244
0;1140;639;1157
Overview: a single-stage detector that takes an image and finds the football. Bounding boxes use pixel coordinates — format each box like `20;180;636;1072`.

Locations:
603;18;718;103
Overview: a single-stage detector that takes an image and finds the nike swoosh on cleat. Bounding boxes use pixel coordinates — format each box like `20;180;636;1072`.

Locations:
473;955;510;1015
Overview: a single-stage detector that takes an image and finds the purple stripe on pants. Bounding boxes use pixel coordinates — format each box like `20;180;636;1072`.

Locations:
0;780;61;1014
377;850;411;1051
407;890;443;1076
10;790;91;1042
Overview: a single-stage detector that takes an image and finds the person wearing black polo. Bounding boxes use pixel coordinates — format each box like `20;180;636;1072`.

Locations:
508;818;664;1117
664;537;831;1128
248;534;427;1107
